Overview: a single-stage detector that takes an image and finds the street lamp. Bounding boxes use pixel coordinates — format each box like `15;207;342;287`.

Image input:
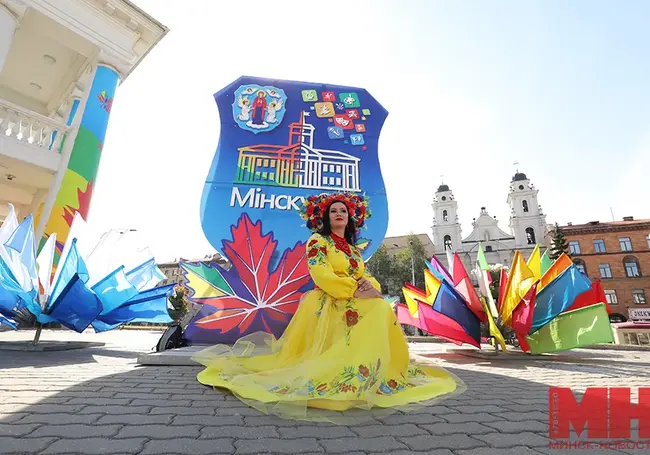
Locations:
408;240;415;286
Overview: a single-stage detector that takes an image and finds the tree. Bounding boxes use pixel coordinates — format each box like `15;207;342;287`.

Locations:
487;267;502;302
365;245;392;294
549;223;571;260
168;285;190;322
383;234;429;296
366;235;429;297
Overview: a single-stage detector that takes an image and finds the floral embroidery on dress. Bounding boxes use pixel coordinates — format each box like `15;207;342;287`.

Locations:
348;256;359;277
345;309;359;326
407;366;428;378
315;294;327;317
307;238;328;268
343;301;361;345
265;359;427;399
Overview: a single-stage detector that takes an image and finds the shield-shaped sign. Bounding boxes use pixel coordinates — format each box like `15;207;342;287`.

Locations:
182;76;389;345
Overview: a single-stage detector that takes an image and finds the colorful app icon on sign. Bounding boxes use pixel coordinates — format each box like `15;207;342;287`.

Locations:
355;123;366;133
327;126;344;139
333;114;354;130
346;109;360;119
322;91;335;102
350;134;365;145
339;92;360;108
362;108;371;116
315;102;335;118
301;90;318;102
334;102;347;113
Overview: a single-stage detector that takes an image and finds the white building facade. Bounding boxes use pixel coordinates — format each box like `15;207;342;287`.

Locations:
432;172;550;273
0;0;166;251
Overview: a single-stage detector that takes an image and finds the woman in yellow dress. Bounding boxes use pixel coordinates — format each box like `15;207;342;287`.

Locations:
193;192;465;423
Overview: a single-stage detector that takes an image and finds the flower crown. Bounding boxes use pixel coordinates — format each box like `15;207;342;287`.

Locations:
299;192;372;233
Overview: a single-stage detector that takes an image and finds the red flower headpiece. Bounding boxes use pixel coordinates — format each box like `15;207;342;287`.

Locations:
299;192;371;233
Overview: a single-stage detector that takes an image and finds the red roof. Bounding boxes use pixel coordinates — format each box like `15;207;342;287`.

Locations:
561;218;650;233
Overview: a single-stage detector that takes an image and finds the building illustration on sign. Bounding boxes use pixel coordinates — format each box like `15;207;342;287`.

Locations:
235;112;361;192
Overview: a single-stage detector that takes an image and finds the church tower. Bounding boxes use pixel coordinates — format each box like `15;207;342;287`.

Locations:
507;171;547;250
432;183;464;253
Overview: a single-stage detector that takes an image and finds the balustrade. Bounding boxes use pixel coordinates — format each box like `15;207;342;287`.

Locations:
0;99;70;153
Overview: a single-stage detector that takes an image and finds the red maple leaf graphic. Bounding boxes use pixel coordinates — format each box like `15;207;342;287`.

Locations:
188;214;311;336
62;181;94;227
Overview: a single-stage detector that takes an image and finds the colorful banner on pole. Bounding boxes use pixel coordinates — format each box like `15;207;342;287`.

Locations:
40;65;120;262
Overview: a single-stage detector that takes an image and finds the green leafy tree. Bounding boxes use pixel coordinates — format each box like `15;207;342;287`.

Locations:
365;245;392;294
549;223;571;260
168;285;190;322
487;266;503;302
366;235;429;297
389;234;429;295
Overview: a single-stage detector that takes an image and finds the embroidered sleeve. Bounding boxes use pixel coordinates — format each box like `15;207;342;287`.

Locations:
306;234;357;300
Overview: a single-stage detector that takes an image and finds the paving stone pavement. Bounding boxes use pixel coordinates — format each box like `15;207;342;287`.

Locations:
1;330;650;455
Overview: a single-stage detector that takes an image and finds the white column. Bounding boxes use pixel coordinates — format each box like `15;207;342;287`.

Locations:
0;5;19;73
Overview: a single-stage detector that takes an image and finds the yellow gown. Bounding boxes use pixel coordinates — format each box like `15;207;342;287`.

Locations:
194;233;465;423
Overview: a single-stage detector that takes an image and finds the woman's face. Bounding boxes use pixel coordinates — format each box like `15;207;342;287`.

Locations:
328;202;349;231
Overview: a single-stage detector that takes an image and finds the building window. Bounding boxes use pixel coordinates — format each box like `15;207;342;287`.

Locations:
568;241;581;255
599;264;612;279
485;246;493;252
632;289;647;304
484;231;490;241
647;234;650;249
442;210;448;222
593;239;606;253
619;237;633;252
624;256;641;277
573;259;587;275
444;235;452;250
522;200;529;212
525;227;536;244
604;290;618;305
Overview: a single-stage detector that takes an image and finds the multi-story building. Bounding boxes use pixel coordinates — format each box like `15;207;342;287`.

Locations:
561;217;650;322
432;171;551;273
158;253;229;287
382;234;435;259
0;0;167;252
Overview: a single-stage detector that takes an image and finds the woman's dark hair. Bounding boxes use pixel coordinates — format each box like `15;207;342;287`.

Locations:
318;201;357;245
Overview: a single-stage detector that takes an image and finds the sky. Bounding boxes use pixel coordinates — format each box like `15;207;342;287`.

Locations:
88;0;650;262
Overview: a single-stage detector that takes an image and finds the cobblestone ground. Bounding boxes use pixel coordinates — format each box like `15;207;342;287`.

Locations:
1;330;649;455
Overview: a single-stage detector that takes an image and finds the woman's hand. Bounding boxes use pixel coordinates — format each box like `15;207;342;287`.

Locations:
354;285;382;299
356;278;374;292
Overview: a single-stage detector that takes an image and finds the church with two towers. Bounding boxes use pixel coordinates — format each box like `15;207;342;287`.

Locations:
432;172;550;273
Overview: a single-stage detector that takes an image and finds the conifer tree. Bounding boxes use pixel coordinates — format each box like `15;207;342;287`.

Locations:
549;223;571;260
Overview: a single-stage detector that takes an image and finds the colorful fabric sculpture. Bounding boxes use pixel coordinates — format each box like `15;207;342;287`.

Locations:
0;204;173;332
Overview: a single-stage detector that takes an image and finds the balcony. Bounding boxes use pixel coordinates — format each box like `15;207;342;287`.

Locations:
0;98;68;171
